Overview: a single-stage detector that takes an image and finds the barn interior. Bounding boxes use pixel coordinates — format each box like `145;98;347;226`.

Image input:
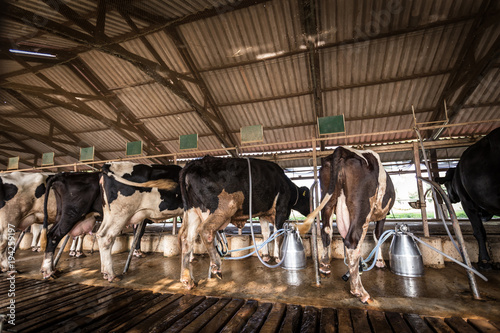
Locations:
1;0;500;332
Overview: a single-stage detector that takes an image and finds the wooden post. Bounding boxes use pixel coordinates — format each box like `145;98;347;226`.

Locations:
413;142;429;237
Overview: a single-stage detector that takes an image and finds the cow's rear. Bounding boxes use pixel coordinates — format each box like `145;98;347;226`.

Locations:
97;162;183;282
299;147;395;303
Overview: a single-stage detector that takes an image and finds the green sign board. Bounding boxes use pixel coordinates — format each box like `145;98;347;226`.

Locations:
318;115;345;135
7;156;19;170
180;134;198;150
126;141;143;156
41;152;54;166
80;146;95;162
241;125;263;143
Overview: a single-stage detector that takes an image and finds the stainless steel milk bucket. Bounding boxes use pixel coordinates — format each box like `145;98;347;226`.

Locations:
389;224;424;277
281;224;306;270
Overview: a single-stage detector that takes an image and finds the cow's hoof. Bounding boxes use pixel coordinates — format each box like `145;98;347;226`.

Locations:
319;264;331;276
182;279;197;290
75;251;86;258
261;254;271;263
69;251;76;257
478;260;493;270
272;257;280;264
360;296;374;305
375;259;386;269
133;250;146;258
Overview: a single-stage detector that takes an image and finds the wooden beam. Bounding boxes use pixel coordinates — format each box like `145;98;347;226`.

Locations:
298;0;323;147
428;1;500;140
68;58;174;164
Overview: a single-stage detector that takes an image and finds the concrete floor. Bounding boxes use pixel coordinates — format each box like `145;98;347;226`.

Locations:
12;248;500;322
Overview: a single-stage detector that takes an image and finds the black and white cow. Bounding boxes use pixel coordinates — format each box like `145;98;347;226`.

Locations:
436;127;500;270
0;172;56;273
298;147;395;304
98;162;183;282
40;172;102;279
178;156;310;289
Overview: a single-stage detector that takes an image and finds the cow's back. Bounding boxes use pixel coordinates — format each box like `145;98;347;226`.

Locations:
181;156;291;215
458;128;500;214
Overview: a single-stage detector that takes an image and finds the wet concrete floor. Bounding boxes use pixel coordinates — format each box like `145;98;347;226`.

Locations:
11;249;500;322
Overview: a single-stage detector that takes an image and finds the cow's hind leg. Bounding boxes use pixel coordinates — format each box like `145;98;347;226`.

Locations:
345;218;372;304
320;202;335;275
259;219;272;262
179;210;201;289
463;202;492;270
198;212;231;280
75;235;86;258
96;218;125;282
373;219;386;268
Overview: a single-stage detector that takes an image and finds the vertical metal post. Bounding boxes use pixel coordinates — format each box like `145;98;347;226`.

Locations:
311;138;321;286
14;229;27;253
123;220;146;274
418;177;480;299
54;235;71;268
413;142;429;237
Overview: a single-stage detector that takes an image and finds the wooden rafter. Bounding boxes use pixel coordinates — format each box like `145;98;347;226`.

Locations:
68;58;173;165
298;0;323;147
117;5;239;156
3;88;108;161
428;0;500;140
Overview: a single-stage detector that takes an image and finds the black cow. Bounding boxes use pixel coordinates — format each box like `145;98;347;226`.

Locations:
178;156;310;289
436;127;500;270
40;172;102;279
98;162;183;282
298;147;395;304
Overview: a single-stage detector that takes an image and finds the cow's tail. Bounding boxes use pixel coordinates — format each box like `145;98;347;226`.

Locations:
297;193;332;235
40;175;55;251
106;172;177;191
0;176;4;205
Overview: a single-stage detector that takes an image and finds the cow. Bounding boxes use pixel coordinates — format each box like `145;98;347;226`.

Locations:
39;172;102;279
436;127;500;270
0;172;57;273
178;156;310;289
39;171;154;279
298;147;395;304
98;162;183;282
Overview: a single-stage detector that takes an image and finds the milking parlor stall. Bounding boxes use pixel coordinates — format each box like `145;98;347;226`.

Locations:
1;0;500;332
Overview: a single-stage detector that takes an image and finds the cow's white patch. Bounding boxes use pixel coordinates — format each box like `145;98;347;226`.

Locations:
336;189;350;239
108;161;136;177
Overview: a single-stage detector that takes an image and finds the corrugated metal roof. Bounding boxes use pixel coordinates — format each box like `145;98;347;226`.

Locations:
0;0;499;171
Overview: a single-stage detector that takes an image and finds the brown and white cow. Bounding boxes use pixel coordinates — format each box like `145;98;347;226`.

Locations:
178;156;310;289
0;172;56;273
298;147;395;304
97;162;183;282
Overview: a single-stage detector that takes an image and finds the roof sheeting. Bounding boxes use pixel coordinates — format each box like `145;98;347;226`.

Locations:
0;0;499;171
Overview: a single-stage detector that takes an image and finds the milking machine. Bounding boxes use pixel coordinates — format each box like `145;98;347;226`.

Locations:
213;157;307;272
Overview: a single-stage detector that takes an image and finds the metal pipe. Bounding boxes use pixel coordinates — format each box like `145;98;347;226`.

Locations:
123;220;146;274
309;180;321;286
310;138;321;286
54;235;71;268
417;176;481;299
14;229;27;253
